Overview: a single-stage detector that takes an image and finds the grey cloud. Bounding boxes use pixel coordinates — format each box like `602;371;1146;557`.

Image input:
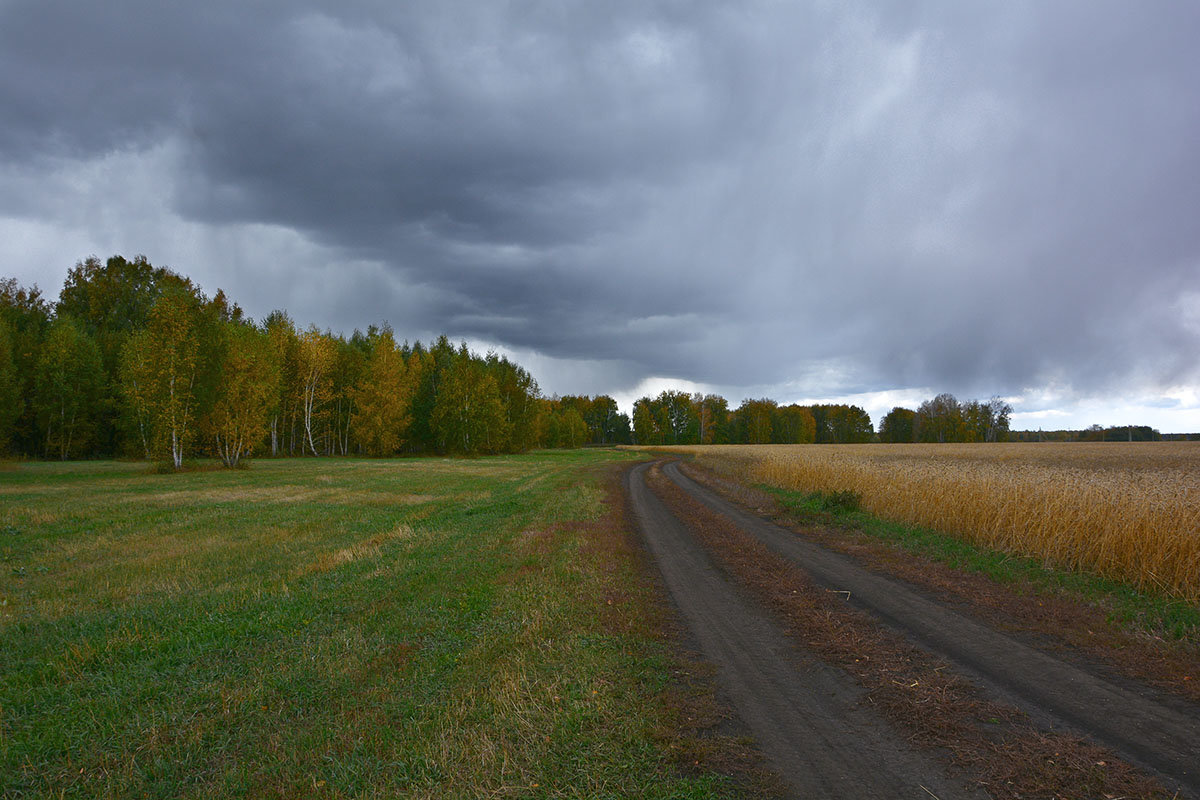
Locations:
3;0;1200;413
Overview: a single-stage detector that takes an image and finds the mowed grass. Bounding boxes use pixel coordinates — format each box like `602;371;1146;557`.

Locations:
0;451;739;799
643;443;1200;605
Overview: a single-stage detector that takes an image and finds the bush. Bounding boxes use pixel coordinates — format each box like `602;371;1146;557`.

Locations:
818;489;862;513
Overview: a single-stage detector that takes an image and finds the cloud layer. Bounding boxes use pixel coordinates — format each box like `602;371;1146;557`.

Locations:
2;1;1199;425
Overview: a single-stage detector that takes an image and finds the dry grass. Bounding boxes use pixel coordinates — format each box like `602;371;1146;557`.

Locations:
644;443;1200;603
294;524;416;577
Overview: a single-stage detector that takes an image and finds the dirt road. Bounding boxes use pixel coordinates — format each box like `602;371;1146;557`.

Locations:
626;461;1200;799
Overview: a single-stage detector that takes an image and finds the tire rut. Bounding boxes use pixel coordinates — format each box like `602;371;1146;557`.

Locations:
626;463;988;799
660;460;1200;798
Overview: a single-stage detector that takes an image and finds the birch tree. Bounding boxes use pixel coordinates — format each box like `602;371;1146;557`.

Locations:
773;404;816;444
430;347;508;454
916;394;966;444
551;407;588;448
263;311;299;456
117;331;153;458
119;289;202;468
351;326;417;456
632;398;661;445
329;335;366;455
296;327;335;456
738;398;775;444
206;322;278;467
34;316;103;460
490;353;539;452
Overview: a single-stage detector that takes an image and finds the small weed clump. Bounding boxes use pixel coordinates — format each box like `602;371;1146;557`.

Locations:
816;489;861;512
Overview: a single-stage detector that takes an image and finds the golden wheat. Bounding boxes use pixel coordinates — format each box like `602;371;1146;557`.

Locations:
645;443;1200;603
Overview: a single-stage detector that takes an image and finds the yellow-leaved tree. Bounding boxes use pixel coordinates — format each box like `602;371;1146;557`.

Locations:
119;289;202;469
296;326;336;456
351;326;419;456
206;321;279;467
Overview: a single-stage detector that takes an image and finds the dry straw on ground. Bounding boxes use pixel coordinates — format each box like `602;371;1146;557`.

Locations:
650;443;1200;603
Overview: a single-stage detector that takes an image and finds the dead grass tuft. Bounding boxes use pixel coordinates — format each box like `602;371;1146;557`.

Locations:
294;525;414;577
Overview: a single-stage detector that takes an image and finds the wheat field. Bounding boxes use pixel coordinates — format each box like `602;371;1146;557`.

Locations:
648;443;1200;603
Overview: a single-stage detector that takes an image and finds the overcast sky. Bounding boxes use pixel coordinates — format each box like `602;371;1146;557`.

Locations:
2;1;1199;430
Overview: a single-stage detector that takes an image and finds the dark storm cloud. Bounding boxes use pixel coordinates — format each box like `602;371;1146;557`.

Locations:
3;0;1199;404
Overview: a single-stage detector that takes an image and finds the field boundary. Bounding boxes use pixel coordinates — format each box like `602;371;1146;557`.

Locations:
648;459;1200;798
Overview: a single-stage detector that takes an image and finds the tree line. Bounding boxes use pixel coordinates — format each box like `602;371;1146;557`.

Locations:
9;256;1155;461
878;394;1013;443
630;391;874;445
0;256;633;464
880;398;1177;444
1008;425;1163;443
627;391;1020;445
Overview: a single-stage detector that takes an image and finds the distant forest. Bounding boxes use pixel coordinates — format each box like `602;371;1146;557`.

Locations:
0;256;630;465
0;256;1173;465
1009;426;1170;443
631;391;1013;446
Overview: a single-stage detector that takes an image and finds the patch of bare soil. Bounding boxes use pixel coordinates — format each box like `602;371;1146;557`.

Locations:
653;460;1198;799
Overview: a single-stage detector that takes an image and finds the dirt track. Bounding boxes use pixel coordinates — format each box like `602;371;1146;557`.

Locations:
626;461;1200;799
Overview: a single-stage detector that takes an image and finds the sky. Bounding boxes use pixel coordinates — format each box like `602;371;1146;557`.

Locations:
2;1;1199;431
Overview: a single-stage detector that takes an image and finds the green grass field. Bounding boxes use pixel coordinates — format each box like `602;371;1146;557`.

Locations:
0;451;746;799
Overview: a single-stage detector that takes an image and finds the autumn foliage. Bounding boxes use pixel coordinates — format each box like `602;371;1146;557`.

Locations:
0;256;631;464
630;391;868;445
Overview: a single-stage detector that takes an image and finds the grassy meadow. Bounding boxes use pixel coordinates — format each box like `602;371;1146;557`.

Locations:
0;451;743;799
647;443;1200;606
